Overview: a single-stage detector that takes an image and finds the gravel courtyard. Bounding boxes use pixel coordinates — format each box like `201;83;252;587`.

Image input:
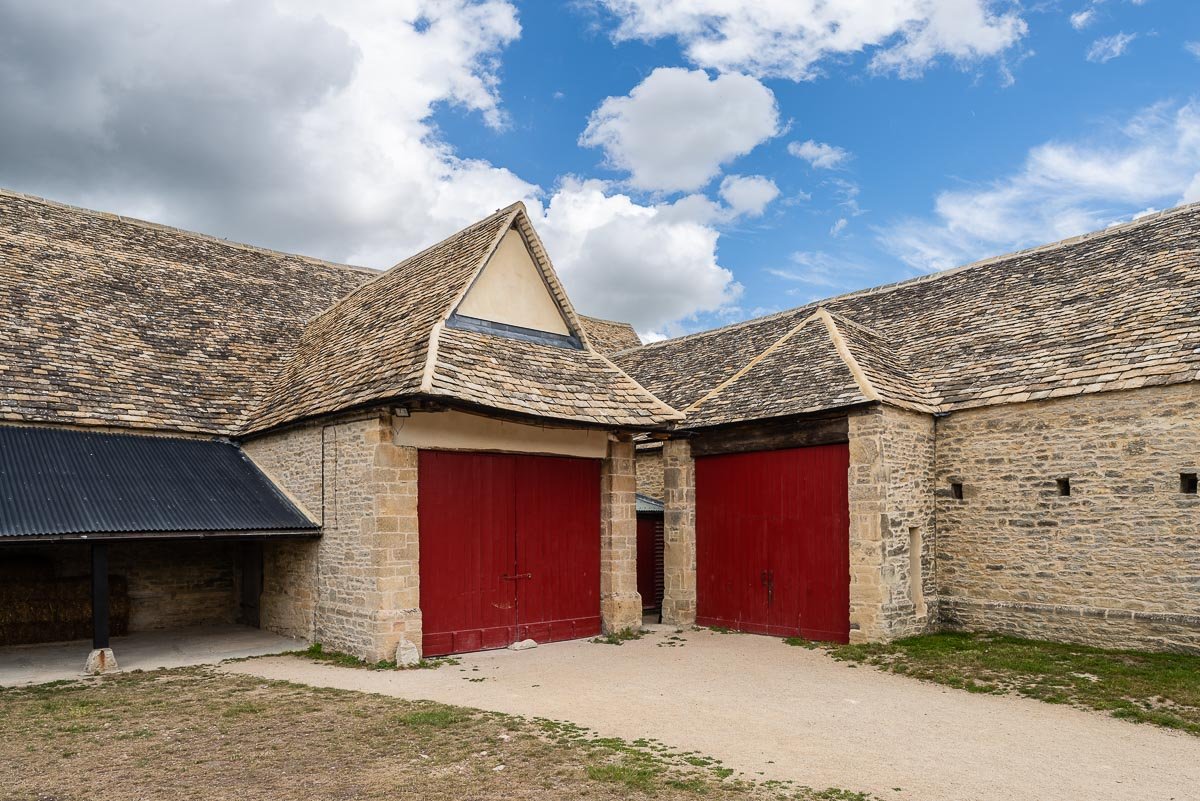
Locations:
227;625;1199;801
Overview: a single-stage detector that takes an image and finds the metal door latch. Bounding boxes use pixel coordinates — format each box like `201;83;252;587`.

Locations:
501;572;533;581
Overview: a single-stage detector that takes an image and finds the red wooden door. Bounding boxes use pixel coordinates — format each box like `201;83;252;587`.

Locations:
514;454;602;644
695;444;850;643
636;515;664;610
418;451;601;656
419;451;518;656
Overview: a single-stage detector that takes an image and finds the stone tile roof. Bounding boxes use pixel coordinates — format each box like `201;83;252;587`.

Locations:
616;202;1200;428
249;203;679;432
579;315;642;355
1;190;678;435
0;189;372;435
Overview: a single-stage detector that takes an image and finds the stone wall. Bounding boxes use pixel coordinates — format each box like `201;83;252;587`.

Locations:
244;412;421;661
2;540;239;632
636;445;664;500
847;406;936;643
660;439;697;626
935;383;1200;653
600;438;642;632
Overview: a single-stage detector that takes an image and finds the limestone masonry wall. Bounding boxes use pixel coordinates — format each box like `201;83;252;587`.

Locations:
935;383;1200;652
636;446;664;500
660;439;697;626
600;438;642;632
847;406;936;643
245;412;421;661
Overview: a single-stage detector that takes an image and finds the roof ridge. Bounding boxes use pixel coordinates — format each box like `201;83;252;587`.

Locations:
817;309;880;403
684;311;825;414
632;199;1200;353
0;186;379;276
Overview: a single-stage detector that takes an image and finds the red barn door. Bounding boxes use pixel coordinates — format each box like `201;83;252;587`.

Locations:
695;444;850;643
419;451;601;656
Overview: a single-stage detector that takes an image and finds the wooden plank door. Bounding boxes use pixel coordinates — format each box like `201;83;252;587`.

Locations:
696;450;771;632
514;454;601;644
418;451;518;656
695;445;850;642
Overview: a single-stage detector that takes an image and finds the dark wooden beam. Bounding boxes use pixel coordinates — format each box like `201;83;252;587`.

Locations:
91;542;110;650
688;414;849;458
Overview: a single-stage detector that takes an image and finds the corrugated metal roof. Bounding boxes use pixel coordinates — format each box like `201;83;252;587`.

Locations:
0;425;317;539
636;494;664;514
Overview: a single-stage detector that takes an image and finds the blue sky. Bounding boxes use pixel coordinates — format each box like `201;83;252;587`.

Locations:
0;1;1197;338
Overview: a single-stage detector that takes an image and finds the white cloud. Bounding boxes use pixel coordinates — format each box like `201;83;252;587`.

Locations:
1086;31;1136;63
592;0;1027;81
580;67;779;193
830;218;849;236
533;178;742;336
717;174;780;217
1069;8;1096;30
0;1;752;335
788;139;852;169
1186;41;1200;60
880;100;1200;272
767;250;868;294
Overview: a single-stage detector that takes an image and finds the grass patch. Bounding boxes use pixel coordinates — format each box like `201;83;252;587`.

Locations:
0;667;877;800
294;643;458;671
591;628;650;646
824;631;1200;734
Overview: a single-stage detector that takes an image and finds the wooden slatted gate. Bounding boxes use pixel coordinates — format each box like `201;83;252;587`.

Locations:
694;444;850;643
418;450;602;656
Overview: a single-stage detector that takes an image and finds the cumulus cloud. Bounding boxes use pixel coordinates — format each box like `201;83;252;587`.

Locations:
592;0;1027;81
533;178;742;337
1087;31;1136;63
580;67;779;193
0;1;750;335
788;139;852;169
879;100;1200;272
717;174;780;217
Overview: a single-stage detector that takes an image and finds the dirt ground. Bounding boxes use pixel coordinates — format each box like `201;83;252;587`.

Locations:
0;667;864;801
227;625;1200;801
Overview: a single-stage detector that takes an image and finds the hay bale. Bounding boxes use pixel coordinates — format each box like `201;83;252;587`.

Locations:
0;575;129;645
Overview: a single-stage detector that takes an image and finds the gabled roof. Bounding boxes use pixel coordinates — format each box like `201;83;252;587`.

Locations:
0;190;678;436
579;315;642;355
0;189;373;435
0;425;316;540
247;203;679;432
616;202;1200;428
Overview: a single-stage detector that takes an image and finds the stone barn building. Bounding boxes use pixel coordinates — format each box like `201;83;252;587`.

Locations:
616;203;1200;653
0;190;678;668
1;187;1197;671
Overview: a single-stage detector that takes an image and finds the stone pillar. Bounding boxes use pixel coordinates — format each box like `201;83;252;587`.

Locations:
661;439;696;626
847;406;937;644
847;409;887;643
372;428;423;661
600;437;642;633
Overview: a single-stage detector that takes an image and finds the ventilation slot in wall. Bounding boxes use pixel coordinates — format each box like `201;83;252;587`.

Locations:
1057;478;1071;497
950;482;964;500
1182;473;1198;495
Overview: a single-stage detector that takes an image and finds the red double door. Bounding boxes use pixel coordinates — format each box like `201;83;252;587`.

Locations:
695;444;850;643
418;450;602;656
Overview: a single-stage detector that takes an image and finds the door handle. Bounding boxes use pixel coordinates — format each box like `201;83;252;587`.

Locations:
501;573;533;581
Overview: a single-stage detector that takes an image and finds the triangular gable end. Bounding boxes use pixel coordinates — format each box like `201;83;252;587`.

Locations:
453;222;575;340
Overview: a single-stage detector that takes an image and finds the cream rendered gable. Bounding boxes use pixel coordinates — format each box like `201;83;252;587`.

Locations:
456;227;572;335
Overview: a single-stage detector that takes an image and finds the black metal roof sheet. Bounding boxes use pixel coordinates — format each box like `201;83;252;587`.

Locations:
0;425;317;539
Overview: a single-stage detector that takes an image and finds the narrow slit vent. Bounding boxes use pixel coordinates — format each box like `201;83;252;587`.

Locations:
1057;478;1071;497
1182;473;1198;495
